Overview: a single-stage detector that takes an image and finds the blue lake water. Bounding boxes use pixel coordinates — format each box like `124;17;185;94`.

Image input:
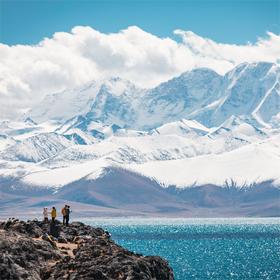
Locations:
81;218;280;280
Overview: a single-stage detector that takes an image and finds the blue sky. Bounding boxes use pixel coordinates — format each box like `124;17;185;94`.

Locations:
0;0;279;45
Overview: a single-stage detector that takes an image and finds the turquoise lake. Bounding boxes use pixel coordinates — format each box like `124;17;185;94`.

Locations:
82;218;280;280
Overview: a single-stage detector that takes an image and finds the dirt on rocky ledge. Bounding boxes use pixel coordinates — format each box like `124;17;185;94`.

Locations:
0;218;174;280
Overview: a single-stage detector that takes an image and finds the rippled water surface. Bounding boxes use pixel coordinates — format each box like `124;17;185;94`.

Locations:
82;218;280;280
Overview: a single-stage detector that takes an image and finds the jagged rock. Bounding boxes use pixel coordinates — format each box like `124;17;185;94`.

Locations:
0;230;61;280
0;219;174;280
0;218;44;238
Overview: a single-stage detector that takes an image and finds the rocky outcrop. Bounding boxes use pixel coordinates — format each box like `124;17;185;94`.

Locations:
0;219;174;280
0;230;61;280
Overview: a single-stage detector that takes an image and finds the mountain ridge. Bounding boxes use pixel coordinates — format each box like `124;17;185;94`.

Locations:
26;62;280;130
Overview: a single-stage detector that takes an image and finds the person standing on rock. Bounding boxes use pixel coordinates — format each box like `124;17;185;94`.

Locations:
51;207;57;222
43;207;48;223
61;205;67;225
65;205;71;226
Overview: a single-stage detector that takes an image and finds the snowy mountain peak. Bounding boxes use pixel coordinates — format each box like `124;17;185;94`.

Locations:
150;119;210;137
180;67;221;79
209;115;267;143
27;76;143;123
25;62;279;130
99;76;141;96
24;117;37;126
1;132;72;163
220;115;244;128
226;62;275;80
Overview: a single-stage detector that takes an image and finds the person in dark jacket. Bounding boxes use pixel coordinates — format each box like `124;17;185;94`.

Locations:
65;205;71;226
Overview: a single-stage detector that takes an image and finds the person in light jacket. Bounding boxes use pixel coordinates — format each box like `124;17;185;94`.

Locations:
43;207;48;223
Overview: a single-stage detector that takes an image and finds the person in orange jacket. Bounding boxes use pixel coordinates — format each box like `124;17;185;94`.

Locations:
61;205;67;225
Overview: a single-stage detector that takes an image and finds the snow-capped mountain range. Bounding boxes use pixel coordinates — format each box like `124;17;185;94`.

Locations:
0;62;279;216
27;62;280;129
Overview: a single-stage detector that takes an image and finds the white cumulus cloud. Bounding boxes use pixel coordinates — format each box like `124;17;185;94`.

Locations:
0;25;279;120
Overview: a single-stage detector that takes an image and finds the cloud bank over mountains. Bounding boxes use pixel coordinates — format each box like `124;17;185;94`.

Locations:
0;25;279;119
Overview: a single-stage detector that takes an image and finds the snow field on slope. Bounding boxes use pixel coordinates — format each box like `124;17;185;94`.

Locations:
17;135;280;189
40;132;250;168
21;158;109;188
125;136;280;188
